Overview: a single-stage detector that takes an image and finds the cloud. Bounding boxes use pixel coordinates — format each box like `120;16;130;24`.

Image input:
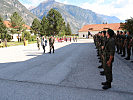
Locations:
80;0;133;20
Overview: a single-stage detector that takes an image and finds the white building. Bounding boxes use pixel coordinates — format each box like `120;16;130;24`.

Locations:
78;23;122;38
3;21;31;41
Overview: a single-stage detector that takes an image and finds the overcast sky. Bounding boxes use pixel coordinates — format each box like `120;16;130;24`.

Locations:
18;0;133;20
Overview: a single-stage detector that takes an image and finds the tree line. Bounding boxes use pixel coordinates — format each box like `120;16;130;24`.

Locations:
1;8;133;42
0;8;72;42
31;8;72;36
120;17;133;35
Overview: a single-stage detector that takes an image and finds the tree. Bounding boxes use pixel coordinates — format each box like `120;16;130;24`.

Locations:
22;31;31;41
120;17;133;35
40;16;49;36
59;22;66;36
31;18;41;36
0;15;7;40
10;12;25;42
47;9;64;36
65;22;72;35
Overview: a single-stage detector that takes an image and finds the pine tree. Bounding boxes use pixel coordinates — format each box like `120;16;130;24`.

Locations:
31;18;41;36
47;9;64;36
59;22;66;36
0;15;7;40
10;12;25;42
10;12;24;30
40;16;49;36
66;22;72;35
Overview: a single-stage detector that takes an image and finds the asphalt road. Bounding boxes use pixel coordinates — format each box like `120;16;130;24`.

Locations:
0;39;133;100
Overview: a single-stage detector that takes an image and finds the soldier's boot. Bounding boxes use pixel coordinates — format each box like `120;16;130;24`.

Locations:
98;65;103;68
101;81;108;85
118;52;122;54
102;82;111;90
125;56;130;60
121;54;125;57
99;60;102;63
100;71;105;76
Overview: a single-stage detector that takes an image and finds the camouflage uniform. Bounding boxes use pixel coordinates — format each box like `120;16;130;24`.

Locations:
49;37;55;53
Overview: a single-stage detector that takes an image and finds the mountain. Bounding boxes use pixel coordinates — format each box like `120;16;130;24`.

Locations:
0;0;37;26
30;0;122;33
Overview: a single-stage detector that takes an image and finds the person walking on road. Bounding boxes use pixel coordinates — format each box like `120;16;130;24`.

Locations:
41;36;47;53
37;37;40;50
49;36;55;54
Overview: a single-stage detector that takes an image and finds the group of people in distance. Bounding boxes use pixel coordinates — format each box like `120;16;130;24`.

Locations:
36;36;78;54
37;36;55;54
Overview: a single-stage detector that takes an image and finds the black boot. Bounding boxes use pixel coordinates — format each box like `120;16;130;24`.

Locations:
100;71;105;76
99;60;102;63
101;82;108;85
102;83;111;90
125;57;130;60
98;65;103;69
121;55;125;57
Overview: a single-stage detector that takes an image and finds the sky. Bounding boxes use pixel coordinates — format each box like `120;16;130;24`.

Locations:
18;0;133;20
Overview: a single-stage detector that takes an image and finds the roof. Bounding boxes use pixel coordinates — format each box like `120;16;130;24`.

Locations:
78;23;122;32
3;21;12;28
3;21;30;30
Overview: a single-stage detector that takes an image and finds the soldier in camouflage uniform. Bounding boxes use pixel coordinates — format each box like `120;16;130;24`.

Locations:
49;36;55;54
131;37;133;62
125;31;132;60
121;31;126;57
116;31;120;53
102;29;115;90
99;31;107;76
119;31;123;54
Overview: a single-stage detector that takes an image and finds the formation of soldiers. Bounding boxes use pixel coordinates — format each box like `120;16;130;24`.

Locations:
116;31;133;61
93;29;133;90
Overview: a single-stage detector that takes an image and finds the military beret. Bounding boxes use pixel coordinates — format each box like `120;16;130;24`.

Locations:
107;29;114;37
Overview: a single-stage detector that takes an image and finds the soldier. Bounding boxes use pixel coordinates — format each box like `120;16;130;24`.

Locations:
131;37;133;62
119;31;123;54
99;31;107;76
116;31;120;53
49;36;55;54
102;29;115;90
125;31;132;60
121;31;126;57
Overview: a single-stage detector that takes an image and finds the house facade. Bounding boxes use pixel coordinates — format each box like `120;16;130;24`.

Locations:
78;23;122;38
3;21;31;41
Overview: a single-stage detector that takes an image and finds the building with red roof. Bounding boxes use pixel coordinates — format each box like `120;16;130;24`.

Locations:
78;23;122;38
3;21;31;41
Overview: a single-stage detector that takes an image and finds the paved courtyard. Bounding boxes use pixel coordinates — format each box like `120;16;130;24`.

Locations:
0;39;133;100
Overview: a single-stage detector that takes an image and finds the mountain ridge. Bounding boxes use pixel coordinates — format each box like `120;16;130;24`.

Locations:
30;0;122;33
0;0;37;26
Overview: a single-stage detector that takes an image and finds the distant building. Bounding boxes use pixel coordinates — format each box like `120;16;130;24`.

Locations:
78;23;122;38
3;21;31;41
